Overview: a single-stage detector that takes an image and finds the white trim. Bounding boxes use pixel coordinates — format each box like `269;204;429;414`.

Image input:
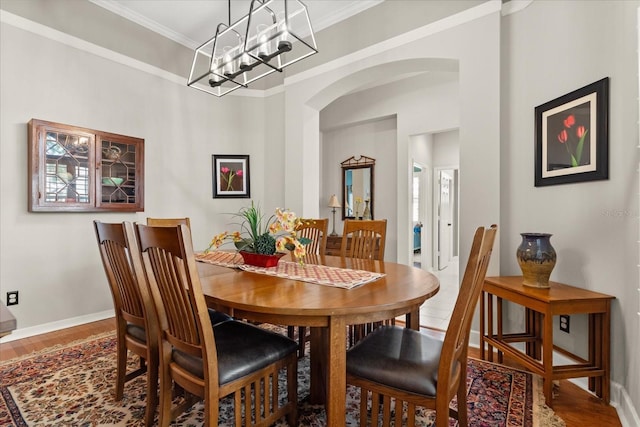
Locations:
89;0;383;50
311;0;383;33
89;0;199;48
1;10;184;85
0;310;114;343
501;0;534;16
284;0;502;87
0;10;263;98
1;1;502;99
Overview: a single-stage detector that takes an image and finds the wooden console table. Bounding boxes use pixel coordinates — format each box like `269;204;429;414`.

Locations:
480;276;614;406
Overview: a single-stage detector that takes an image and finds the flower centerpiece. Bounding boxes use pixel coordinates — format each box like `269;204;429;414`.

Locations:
206;201;310;267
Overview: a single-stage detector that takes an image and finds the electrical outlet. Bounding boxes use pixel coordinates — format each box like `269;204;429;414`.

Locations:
559;314;570;333
6;291;18;306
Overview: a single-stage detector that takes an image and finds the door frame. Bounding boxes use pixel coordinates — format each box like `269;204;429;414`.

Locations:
433;165;459;270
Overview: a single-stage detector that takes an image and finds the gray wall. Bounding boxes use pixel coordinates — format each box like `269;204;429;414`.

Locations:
500;1;639;422
0;20;271;330
1;0;638;423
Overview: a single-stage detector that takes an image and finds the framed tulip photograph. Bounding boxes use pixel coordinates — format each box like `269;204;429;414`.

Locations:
534;77;609;187
212;154;250;198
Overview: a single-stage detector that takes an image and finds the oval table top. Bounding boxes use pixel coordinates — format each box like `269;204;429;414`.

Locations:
196;255;440;427
197;255;440;324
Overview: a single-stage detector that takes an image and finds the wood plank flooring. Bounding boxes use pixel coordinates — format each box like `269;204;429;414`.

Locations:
0;318;622;426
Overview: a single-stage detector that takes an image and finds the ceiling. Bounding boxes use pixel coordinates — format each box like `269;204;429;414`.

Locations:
90;0;382;50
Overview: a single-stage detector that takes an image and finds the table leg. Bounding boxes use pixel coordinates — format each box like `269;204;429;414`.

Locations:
525;308;533;357
326;316;347;426
487;292;494;362
543;311;554;407
480;291;486;360
497;296;503;364
309;327;326;404
589;313;596;393
601;303;611;403
407;307;420;330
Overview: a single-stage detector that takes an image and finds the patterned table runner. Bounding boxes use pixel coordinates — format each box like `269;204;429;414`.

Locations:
195;251;384;290
195;251;243;268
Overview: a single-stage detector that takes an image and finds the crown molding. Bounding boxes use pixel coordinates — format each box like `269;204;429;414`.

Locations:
88;0;199;48
312;0;383;32
89;0;383;50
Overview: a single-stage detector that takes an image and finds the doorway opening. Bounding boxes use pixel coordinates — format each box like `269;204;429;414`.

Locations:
412;162;426;268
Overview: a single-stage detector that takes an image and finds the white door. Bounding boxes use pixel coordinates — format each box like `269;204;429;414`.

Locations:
437;170;453;270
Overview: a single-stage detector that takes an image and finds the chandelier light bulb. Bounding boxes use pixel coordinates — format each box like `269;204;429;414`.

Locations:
257;24;270;59
223;46;235;76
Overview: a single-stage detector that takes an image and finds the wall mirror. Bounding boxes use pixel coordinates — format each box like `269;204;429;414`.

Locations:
341;155;375;220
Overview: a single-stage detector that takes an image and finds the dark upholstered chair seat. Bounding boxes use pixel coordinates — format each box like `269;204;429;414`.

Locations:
208;308;232;325
126;324;147;343
173;320;298;385
347;325;444;397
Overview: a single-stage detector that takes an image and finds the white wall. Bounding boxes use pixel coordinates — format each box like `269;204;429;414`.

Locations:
0;20;270;330
501;1;640;422
433;130;460;167
319;72;461;264
321;117;398;260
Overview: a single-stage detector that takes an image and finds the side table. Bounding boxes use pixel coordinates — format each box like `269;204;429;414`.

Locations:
479;276;614;406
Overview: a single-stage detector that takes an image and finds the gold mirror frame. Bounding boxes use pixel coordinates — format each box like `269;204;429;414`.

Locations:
341;155;375;220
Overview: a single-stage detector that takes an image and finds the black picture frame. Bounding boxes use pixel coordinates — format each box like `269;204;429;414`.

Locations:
535;77;609;187
212;155;250;198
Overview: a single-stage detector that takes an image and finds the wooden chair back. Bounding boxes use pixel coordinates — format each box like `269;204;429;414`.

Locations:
93;220;158;426
440;224;497;401
134;224;220;424
346;225;497;427
132;224;297;426
296;218;328;255
341;219;387;260
135;223;218;384
146;217;191;228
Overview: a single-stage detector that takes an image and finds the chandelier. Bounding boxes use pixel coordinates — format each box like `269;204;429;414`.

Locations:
187;0;318;97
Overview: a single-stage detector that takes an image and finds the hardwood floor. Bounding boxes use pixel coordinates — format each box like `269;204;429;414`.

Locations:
0;318;622;426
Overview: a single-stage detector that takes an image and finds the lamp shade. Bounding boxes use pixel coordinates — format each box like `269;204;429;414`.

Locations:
328;194;341;208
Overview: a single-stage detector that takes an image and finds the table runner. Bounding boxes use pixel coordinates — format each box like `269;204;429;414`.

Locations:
195;251;243;267
195;251;385;290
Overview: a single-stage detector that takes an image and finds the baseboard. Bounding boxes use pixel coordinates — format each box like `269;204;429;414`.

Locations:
469;330;640;427
0;310;114;343
611;380;640;427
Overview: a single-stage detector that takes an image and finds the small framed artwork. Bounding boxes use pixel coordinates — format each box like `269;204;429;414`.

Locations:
212;155;250;198
535;77;609;187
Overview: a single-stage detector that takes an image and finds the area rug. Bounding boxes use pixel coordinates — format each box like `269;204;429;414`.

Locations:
0;331;565;426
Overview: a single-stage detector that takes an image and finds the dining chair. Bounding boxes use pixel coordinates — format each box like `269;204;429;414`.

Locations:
131;223;298;427
93;220;159;427
296;218;328;255
346;225;497;427
146;217;191;228
145;217;232;327
341;219;387;260
287;218;329;357
342;219;388;346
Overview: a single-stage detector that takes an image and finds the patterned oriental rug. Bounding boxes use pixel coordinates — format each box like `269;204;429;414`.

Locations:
0;331;565;426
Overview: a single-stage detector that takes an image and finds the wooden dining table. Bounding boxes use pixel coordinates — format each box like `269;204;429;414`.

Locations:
197;254;440;426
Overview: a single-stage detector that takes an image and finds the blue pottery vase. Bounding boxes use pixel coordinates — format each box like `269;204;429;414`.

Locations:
516;233;556;288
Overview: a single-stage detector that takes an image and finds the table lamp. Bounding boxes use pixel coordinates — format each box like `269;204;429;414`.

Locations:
328;194;341;236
